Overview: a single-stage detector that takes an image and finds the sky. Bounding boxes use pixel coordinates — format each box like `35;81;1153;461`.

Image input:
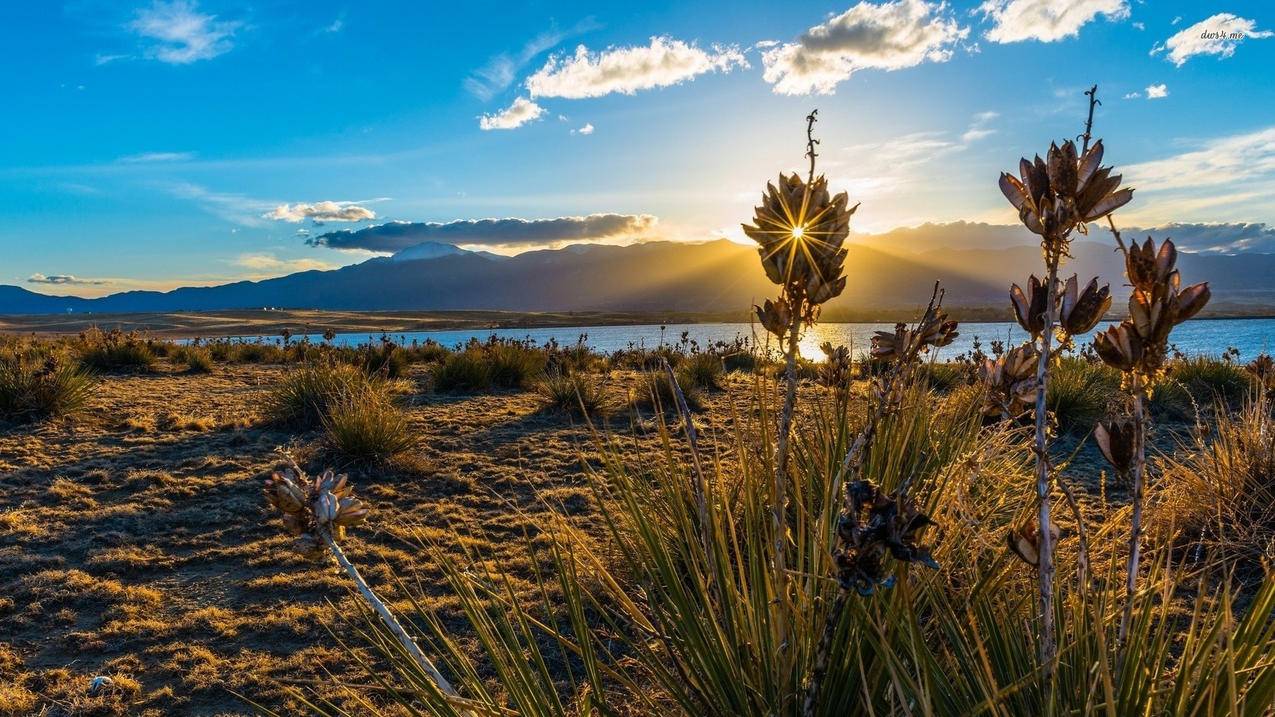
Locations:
2;0;1274;297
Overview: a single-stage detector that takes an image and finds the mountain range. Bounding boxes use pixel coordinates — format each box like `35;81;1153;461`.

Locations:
5;226;1275;316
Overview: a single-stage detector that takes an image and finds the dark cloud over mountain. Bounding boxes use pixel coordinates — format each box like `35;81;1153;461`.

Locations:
310;214;658;252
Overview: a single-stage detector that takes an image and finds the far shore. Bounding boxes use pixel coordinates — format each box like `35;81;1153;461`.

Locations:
1;305;1272;339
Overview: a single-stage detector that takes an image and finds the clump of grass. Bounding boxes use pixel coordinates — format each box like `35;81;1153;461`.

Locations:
486;342;548;388
535;371;610;417
172;345;214;373
0;350;96;423
1152;355;1254;418
920;361;969;393
356;340;408;379
432;351;492;392
266;362;378;428
675;352;725;391
1152;391;1275;568
76;328;156;372
322;385;416;462
1047;355;1119;431
636;369;702;412
721;350;762;373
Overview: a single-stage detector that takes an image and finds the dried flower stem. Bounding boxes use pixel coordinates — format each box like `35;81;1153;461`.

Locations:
1056;473;1090;588
1080;84;1100;153
1033;252;1060;675
1119;371;1147;643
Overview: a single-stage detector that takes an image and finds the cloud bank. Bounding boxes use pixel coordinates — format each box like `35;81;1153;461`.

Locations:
979;0;1128;43
310;214;659;252
762;0;967;95
526;37;746;98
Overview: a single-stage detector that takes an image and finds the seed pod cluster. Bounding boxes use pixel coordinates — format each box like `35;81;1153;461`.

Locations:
869;309;959;364
264;466;370;558
834;480;938;596
998;139;1133;251
1007;517;1061;568
1093;237;1210;381
979;342;1040;419
744;173;857;334
818;341;852;390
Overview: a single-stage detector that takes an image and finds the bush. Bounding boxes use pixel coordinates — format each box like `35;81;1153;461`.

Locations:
0;350;96;423
76;328;155;372
487;343;548;388
229;341;286;364
535;371;610;417
172;345;213;373
266;362;377;428
404;340;450;364
433;341;548;392
356;341;408;379
920;361;969;393
322;384;416;463
1047;356;1119;432
675;352;725;391
721;351;762;373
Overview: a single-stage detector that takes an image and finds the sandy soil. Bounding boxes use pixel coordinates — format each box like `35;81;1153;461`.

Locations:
0;359;767;715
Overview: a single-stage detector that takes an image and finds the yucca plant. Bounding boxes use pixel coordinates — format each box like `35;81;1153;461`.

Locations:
996;88;1131;667
1092;232;1210;640
743;109;856;593
0;349;96;423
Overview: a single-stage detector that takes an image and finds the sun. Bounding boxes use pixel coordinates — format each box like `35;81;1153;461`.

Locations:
790;225;805;240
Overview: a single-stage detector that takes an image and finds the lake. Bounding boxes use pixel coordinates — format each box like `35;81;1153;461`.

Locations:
217;318;1275;361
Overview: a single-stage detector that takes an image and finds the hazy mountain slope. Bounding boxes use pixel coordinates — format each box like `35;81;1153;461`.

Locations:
3;239;1274;315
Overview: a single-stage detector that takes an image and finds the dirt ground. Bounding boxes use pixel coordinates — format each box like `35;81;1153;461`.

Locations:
1;360;756;715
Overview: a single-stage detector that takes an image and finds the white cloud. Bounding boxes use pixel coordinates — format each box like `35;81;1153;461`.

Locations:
479;97;545;130
265;201;377;223
961;110;999;142
1152;13;1272;66
27;273;110;286
1132;21;1144;31
572;123;595;135
465;19;600;101
117;151;195;163
1171;16;1181;26
234;254;337;274
526;36;747;99
129;1;241;64
1123;91;1141;99
1145;83;1168;99
762;0;968;96
1124;126;1275;192
979;0;1128;43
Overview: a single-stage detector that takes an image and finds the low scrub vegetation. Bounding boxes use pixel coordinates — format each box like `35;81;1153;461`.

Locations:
265;362;382;428
321;384;416;462
534;370;611;417
76;328;156;372
0;348;96;423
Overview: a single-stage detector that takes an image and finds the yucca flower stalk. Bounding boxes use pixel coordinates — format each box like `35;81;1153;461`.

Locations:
262;452;466;708
1092;229;1210;642
803;285;954;717
744;109;856;597
996;87;1132;672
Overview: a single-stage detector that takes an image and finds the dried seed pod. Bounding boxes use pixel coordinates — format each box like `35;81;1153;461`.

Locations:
980;342;1040;418
1007;518;1060;568
1175;282;1211;324
754;298;791;338
1059;275;1111;337
1094;418;1136;474
1010;275;1049;338
1093;323;1143;373
834;479;939;596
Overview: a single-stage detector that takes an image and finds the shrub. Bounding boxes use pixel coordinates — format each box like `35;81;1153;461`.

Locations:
356;341;408;379
229;341;286;364
535;371;610;417
1152;355;1254;418
0;350;96;423
1047;356;1119;432
172;345;213;373
404;340;450;364
920;361;969;393
266;362;376;428
322;384;416;463
76;328;155;372
675;352;725;391
721;350;762;373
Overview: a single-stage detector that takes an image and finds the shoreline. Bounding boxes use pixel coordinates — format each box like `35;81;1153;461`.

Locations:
1;307;1273;340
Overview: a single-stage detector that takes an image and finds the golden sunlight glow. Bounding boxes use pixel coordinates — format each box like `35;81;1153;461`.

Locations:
790;225;805;240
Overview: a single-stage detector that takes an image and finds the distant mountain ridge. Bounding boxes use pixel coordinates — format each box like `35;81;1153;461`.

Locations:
5;237;1275;316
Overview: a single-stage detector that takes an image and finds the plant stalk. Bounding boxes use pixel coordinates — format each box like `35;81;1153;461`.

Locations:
320;528;463;702
773;309;801;643
1119;376;1146;643
1033;254;1060;676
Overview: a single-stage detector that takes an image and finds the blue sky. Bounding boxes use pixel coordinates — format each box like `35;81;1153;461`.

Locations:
2;0;1273;296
